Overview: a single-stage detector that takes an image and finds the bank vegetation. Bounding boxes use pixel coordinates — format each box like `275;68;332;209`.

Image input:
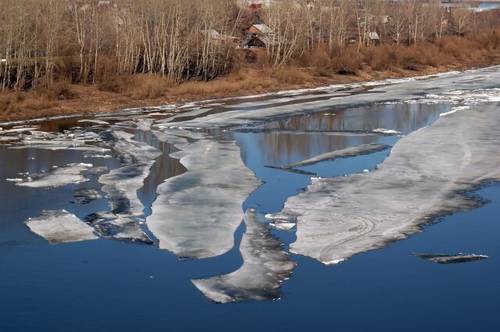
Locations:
1;0;500;120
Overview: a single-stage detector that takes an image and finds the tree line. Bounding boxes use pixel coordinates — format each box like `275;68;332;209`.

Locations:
1;0;499;90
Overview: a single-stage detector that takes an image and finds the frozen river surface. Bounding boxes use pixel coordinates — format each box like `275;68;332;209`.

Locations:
1;67;500;331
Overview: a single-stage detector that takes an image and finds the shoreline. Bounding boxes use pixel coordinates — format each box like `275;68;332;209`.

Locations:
1;62;499;126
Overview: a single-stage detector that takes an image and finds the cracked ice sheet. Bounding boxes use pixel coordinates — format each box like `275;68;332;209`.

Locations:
281;104;500;265
192;210;296;303
159;66;500;130
26;210;98;243
147;130;261;259
95;130;160;243
99;130;161;216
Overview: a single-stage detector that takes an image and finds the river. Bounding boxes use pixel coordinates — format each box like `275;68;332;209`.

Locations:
1;67;500;331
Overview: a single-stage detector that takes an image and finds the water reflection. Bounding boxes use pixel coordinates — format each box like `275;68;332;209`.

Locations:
135;130;186;217
240;103;448;167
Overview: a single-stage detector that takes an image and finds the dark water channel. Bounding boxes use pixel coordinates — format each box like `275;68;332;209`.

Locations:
1;98;499;331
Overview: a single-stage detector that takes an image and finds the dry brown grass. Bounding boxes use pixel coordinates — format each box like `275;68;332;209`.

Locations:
168;69;273;98
0;91;57;117
331;47;363;75
98;74;172;99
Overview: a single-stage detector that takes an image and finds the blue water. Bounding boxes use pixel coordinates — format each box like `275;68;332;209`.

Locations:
1;102;499;331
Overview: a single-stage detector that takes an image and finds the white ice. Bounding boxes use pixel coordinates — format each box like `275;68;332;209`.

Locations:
26;210;98;243
280;104;500;265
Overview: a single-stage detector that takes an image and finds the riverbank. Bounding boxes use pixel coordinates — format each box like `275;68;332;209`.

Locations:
1;52;500;123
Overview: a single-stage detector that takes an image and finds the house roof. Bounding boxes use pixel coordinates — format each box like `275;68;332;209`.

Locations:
367;31;380;40
251;24;273;34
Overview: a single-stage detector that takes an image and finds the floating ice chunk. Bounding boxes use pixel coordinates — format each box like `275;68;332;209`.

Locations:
148;134;260;259
6;178;23;183
84;213;153;244
84;154;112;159
281;104;500;265
415;253;488;264
0;136;21;143
264;213;294;221
179;102;198;109
277;144;390;169
372;128;402;135
16;163;92;188
192;210;296;303
270;222;296;231
324;259;345;265
440;106;470;117
0;127;39;135
26;210;98;243
77;119;110;126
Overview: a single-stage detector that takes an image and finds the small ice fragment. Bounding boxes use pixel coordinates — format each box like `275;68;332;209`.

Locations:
415;253;488;264
84;154;112;159
324;259;346;265
270;222;296;231
372;128;401;135
281;144;390;169
440;106;469;117
77;119;110;126
78;163;93;168
6;178;23;183
264;213;291;221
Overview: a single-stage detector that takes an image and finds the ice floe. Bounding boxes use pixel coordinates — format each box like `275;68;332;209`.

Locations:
372;128;402;135
274;144;390;169
415;253;488;264
280;104;500;265
84;213;153;244
192;210;296;303
26;210;98;243
147;131;260;259
95;130;161;243
77;119;110;126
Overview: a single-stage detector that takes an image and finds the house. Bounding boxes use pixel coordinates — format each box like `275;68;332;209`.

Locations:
242;23;275;48
203;29;241;46
366;31;381;45
242;35;266;48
